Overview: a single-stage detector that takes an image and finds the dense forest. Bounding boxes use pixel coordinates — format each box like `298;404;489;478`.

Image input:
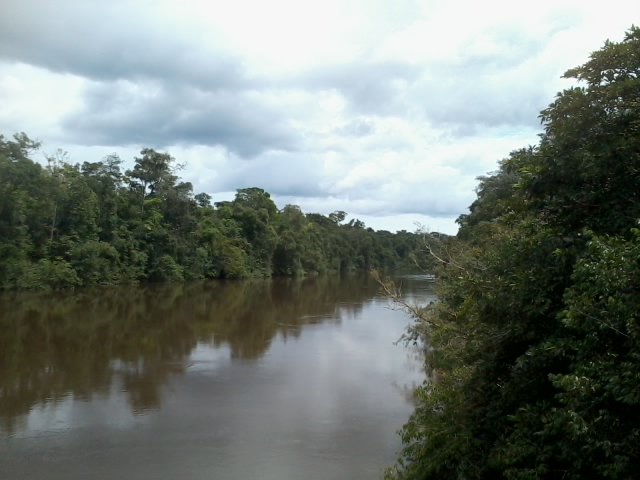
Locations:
385;27;640;480
0;135;430;290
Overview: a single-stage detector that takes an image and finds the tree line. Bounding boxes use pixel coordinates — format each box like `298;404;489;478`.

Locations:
0;137;431;290
386;27;640;479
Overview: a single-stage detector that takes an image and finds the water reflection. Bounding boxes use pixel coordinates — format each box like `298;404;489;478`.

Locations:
0;273;427;435
1;273;434;480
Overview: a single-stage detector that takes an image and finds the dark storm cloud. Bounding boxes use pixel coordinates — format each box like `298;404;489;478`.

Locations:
417;72;549;136
0;0;558;153
298;24;574;134
0;1;249;90
0;0;422;158
201;152;327;198
303;61;421;115
62;82;298;157
0;0;296;156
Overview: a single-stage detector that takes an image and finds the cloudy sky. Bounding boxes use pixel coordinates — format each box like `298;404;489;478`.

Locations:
0;0;636;234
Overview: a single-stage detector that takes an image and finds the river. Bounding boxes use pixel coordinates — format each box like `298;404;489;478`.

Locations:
0;273;433;480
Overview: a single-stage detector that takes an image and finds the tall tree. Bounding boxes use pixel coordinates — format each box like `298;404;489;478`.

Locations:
126;148;179;214
386;26;640;480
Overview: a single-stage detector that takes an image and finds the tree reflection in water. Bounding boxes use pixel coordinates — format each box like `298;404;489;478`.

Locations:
0;273;391;434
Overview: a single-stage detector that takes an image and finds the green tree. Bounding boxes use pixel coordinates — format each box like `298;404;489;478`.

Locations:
0;138;419;289
387;26;640;480
127;148;180;215
229;188;278;274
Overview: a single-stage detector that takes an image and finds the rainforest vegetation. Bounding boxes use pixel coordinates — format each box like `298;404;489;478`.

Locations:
0;135;431;290
384;26;640;480
3;22;639;480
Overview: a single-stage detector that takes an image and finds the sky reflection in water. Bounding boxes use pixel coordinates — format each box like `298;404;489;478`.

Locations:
0;274;434;480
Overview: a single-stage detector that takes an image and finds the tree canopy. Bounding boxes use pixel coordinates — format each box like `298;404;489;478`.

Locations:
0;136;434;290
387;26;640;480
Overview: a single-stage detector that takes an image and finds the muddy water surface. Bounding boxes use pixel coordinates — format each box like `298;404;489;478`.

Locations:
0;274;433;480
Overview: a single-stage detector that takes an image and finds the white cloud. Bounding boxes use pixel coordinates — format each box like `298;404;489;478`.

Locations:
0;0;636;234
0;63;86;139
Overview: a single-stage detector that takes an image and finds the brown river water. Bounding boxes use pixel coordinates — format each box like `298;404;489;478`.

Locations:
0;273;433;480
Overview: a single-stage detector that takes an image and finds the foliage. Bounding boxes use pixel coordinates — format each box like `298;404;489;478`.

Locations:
0;135;429;290
387;26;640;480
